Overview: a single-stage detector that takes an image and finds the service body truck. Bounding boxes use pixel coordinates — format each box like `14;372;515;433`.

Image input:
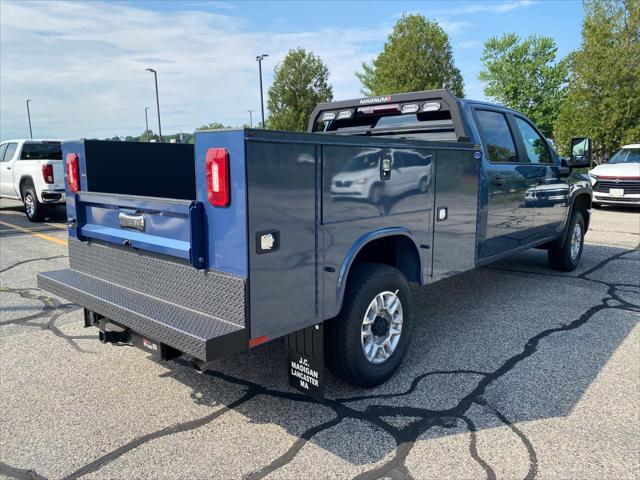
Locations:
38;90;592;396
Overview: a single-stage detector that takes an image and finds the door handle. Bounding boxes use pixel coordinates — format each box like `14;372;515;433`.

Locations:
491;176;504;187
6;166;11;170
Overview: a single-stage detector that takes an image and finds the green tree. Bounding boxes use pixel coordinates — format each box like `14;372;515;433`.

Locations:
196;122;228;131
555;0;640;160
479;33;568;137
267;48;333;132
357;14;464;97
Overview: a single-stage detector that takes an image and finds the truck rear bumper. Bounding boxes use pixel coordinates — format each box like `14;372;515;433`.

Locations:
37;238;248;362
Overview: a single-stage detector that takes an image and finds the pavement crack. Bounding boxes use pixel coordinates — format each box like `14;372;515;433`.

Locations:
0;462;47;480
62;392;257;480
0;254;67;274
460;415;497;480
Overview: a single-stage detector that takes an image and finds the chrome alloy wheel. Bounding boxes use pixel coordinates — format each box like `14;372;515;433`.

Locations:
360;290;403;364
24;193;35;218
570;222;583;260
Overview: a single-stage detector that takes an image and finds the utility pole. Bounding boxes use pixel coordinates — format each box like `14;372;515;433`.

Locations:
255;54;269;129
146;68;162;141
26;100;33;139
247;109;254;128
144;107;150;142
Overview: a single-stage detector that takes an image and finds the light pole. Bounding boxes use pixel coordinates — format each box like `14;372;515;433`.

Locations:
255;54;268;129
26;100;33;139
247;109;254;128
145;68;162;142
144;107;150;142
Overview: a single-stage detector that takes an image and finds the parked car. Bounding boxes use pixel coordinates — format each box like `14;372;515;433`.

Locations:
330;148;431;203
589;144;640;207
38;90;592;396
0;139;65;221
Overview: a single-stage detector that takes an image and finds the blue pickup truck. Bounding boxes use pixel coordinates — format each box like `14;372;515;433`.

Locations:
38;90;592;396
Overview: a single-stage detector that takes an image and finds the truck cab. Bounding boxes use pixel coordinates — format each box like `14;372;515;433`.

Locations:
309;90;592;268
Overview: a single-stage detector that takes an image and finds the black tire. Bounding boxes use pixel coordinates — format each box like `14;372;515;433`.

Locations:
370;184;383;205
325;263;412;387
21;185;46;222
592;202;601;209
548;210;585;271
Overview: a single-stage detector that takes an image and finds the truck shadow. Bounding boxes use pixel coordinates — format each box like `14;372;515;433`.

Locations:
154;243;640;476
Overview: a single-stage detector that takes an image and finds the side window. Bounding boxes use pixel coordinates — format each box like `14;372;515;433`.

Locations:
0;144;7;162
513;117;552;164
475;110;519;163
3;143;18;162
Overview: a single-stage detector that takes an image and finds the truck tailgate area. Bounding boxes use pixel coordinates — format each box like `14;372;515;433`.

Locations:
38;239;247;362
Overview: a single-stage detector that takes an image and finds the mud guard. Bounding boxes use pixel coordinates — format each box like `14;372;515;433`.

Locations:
286;323;324;401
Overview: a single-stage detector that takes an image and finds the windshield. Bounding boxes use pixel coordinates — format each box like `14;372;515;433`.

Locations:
608;148;640;164
20;142;62;160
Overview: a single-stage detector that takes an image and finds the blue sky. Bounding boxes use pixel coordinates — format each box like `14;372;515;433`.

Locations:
0;0;584;140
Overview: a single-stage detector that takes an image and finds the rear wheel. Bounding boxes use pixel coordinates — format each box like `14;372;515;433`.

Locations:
22;185;46;222
325;263;412;387
548;211;585;271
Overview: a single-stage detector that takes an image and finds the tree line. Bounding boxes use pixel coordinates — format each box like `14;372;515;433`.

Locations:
128;0;638;161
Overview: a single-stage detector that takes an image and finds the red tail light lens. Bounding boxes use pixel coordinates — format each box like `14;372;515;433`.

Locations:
206;148;230;207
66;153;80;194
42;164;54;184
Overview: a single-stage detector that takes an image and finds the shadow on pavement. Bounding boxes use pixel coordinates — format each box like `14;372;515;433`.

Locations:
137;243;639;479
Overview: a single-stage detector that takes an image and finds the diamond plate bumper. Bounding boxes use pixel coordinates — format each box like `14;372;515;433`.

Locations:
38;239;248;362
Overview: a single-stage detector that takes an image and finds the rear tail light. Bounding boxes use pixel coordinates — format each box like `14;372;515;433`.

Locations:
42;164;54;184
206;148;230;207
66;153;80;194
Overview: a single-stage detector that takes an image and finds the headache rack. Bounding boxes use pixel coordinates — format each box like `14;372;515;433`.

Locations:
307;89;470;142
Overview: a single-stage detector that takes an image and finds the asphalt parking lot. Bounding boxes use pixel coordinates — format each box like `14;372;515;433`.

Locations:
0;198;638;480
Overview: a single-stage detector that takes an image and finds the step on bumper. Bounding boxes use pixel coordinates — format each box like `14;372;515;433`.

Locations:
38;269;246;362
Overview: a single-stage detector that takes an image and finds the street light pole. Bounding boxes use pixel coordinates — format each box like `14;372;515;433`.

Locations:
255;54;268;129
247;109;254;128
144;107;150;142
146;68;162;142
26;100;33;139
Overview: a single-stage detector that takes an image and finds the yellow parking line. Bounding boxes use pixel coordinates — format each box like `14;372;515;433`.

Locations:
45;222;68;230
0;220;68;247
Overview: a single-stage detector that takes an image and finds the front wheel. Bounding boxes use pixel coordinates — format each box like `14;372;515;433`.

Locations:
325;263;413;387
548;211;585;271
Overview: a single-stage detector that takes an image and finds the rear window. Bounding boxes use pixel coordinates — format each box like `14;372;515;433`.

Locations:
20;142;62;160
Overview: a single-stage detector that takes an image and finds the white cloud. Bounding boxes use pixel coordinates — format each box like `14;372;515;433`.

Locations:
0;1;391;140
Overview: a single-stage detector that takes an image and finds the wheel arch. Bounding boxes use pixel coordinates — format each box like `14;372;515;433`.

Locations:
335;227;422;314
18;175;35;199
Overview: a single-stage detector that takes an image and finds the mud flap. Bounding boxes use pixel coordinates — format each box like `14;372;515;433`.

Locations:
286;323;324;401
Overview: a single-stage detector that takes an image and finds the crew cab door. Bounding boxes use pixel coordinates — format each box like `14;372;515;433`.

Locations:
475;109;534;259
0;142;19;197
510;115;569;239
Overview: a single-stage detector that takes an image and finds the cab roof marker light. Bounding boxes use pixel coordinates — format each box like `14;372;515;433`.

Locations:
422;101;442;112
358;103;401;115
321;112;336;121
337;110;353;120
401;103;420;114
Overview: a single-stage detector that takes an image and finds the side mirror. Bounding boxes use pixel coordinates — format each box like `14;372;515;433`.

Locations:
569;137;592;168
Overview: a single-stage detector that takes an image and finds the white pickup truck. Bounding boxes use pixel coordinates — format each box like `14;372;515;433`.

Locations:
0;139;65;221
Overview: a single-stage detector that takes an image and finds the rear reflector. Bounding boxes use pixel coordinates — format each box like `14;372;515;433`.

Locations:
42;164;54;184
248;335;268;348
206;148;230;207
66;153;80;193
